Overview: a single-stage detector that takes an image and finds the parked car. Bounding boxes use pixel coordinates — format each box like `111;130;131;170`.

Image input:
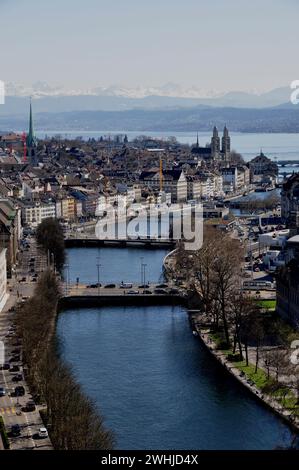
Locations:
12;374;23;382
9;355;20;363
10;365;20;372
87;283;101;288
156;283;168;288
24;401;36;412
139;284;149;289
104;284;116;288
14;386;25;397
11;424;21;437
127;290;139;295
1;363;10;370
143;290;152;295
0;387;6;397
38;427;48;439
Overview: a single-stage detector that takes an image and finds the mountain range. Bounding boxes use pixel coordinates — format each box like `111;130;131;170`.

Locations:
0;82;298;133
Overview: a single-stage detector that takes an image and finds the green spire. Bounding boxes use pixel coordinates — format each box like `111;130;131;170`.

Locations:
26;99;37;148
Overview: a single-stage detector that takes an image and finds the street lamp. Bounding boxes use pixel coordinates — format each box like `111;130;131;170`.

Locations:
96;257;101;295
140;257;144;286
65;263;70;295
142;263;147;292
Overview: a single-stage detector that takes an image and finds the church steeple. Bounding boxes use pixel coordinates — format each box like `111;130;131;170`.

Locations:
211;126;220;160
26;99;36;148
26;99;38;165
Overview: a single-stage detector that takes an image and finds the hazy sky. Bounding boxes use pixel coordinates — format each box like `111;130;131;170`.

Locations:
0;0;298;93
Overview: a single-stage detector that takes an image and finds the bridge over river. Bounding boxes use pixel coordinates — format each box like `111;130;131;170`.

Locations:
60;282;188;308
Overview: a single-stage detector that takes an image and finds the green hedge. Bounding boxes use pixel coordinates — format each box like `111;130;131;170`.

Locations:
0;416;10;449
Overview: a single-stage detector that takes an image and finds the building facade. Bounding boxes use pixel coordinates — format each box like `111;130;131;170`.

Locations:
0;248;8;312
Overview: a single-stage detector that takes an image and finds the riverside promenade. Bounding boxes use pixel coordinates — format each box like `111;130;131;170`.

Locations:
191;317;299;432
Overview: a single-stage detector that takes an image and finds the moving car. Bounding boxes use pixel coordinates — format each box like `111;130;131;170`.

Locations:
154;288;168;295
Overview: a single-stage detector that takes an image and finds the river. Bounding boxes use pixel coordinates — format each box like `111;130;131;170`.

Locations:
57;247;294;449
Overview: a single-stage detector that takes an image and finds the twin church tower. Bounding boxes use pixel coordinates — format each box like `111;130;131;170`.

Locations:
211;125;231;161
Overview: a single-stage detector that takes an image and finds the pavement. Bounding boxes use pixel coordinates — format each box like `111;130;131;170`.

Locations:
0;236;52;450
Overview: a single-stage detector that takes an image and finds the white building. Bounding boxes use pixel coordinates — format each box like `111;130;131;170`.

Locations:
23;202;56;227
0;248;8;312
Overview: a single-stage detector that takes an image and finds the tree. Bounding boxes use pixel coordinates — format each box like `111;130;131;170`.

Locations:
36;218;65;271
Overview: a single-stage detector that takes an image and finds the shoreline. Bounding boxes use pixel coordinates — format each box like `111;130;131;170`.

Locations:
190;317;299;433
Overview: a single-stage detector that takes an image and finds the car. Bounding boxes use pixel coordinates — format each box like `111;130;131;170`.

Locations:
154;288;168;295
11;424;21;437
1;363;10;370
0;387;6;397
143;290;152;294
10;365;20;372
120;283;133;288
10;355;20;363
12;349;20;355
38;427;48;439
12;374;23;382
87;283;101;288
14;386;25;397
24;401;36;412
127;290;139;294
139;284;149;289
169;288;180;294
104;284;116;288
20;277;26;282
156;283;168;288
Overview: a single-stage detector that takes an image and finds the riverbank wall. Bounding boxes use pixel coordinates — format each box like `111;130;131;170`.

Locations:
190;316;299;433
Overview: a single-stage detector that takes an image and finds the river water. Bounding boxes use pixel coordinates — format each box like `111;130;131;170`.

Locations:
57;247;294;449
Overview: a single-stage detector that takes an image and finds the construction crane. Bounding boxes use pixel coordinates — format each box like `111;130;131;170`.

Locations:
22;132;27;162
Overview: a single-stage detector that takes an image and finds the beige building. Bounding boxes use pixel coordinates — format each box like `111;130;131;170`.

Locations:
56;197;77;221
0;248;8;312
0;199;21;277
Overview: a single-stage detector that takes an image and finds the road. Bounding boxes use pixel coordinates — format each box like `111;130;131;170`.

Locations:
0;236;52;450
65;282;183;298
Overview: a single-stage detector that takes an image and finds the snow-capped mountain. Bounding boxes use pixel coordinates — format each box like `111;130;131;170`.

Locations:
4;81;225;99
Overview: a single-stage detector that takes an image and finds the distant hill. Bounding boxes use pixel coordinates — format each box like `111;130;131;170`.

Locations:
0;85;295;116
1;104;299;133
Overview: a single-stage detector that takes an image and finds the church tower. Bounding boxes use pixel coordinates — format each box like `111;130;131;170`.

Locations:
26;100;38;166
221;125;231;161
211;126;220;160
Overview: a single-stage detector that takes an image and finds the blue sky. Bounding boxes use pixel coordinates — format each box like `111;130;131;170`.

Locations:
0;0;298;92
